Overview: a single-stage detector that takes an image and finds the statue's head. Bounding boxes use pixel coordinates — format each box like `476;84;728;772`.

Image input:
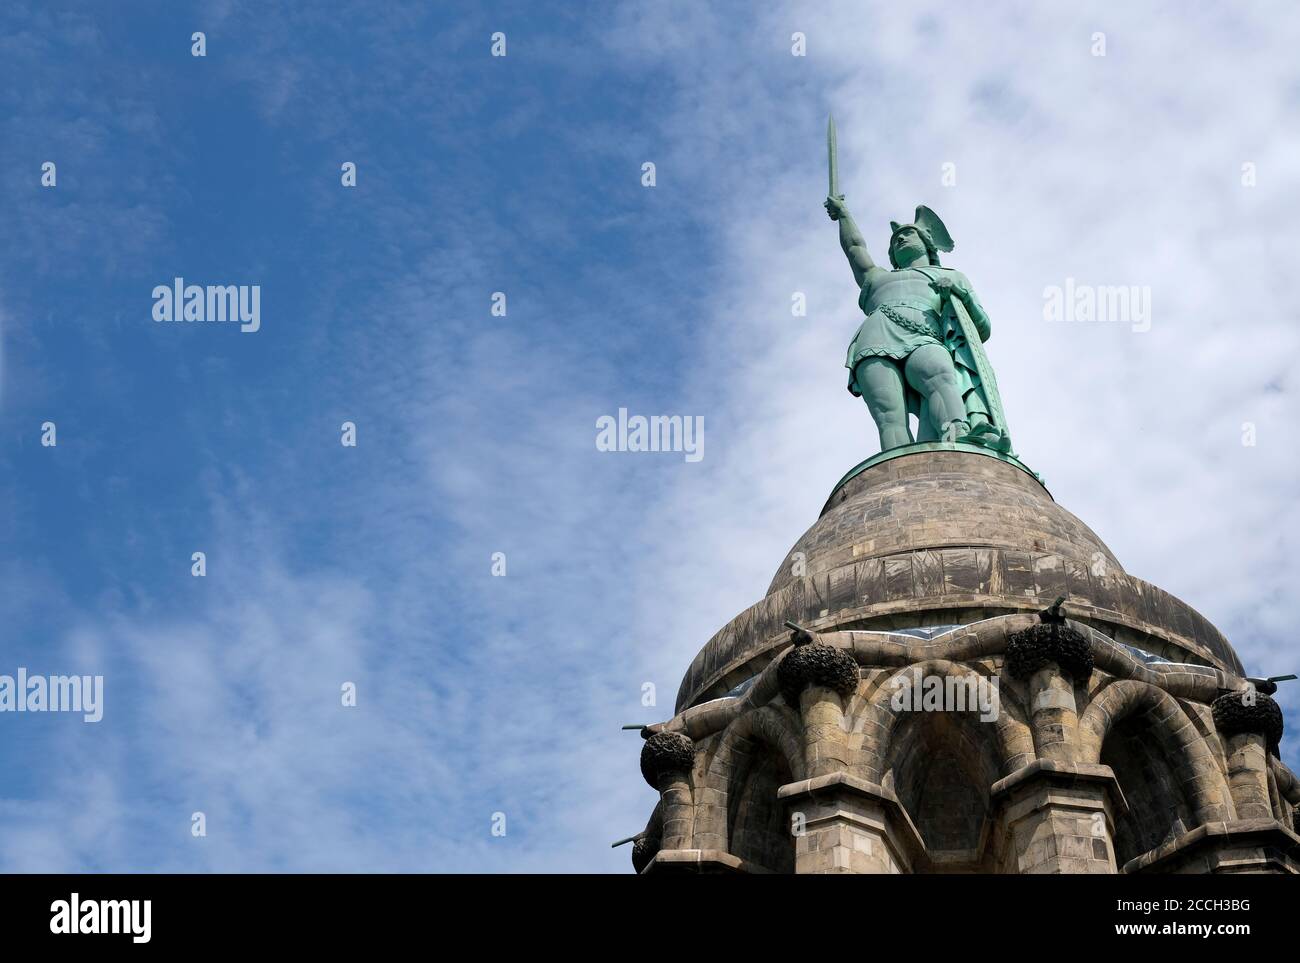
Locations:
888;205;954;269
889;225;934;268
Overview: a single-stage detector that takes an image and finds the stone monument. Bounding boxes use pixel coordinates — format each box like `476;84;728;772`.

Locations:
622;120;1299;874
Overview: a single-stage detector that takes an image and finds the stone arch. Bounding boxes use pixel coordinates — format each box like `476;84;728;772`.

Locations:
1078;680;1233;864
842;666;895;722
852;659;1034;784
892;712;999;867
1267;769;1294;832
849;659;1033;871
700;705;805;872
630;800;664;873
1270;758;1300;833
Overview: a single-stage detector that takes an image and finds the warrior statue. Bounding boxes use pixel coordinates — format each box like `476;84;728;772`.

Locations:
824;115;1014;455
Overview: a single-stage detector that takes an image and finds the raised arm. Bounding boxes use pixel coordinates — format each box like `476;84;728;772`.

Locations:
824;196;874;287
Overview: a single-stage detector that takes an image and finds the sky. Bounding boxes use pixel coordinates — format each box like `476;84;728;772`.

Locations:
0;0;1297;872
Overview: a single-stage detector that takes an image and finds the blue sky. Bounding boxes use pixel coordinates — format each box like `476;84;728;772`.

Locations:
1;1;1298;871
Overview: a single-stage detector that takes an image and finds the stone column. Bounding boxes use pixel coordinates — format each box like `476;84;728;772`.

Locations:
1026;665;1079;763
997;619;1121;873
639;730;695;850
638;729;771;874
1005;618;1095;764
1213;690;1284;822
773;638;913;873
776;637;859;778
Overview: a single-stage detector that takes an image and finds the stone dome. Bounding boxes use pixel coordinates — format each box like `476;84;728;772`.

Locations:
767;446;1121;597
674;445;1243;713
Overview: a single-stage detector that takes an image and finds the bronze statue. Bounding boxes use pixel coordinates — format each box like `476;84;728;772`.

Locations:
825;116;1013;455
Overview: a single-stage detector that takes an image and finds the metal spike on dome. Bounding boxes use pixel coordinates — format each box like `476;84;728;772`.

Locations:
784;620;815;645
1038;596;1068;624
1245;674;1297;696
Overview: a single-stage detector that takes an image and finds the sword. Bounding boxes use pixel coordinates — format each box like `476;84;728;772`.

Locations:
827;114;841;200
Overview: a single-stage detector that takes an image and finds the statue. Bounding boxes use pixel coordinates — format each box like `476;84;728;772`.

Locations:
824;115;1014;455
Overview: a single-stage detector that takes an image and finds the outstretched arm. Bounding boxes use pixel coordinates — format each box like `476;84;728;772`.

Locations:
824;196;874;287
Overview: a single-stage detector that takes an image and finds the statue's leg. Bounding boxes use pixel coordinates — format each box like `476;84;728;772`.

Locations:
904;343;968;439
854;358;912;450
916;398;938;442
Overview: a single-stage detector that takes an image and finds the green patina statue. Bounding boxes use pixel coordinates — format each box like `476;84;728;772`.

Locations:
825;115;1014;455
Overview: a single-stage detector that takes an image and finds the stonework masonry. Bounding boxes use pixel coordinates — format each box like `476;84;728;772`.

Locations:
631;448;1300;874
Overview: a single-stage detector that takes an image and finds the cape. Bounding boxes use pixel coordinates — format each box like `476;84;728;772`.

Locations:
912;265;1014;453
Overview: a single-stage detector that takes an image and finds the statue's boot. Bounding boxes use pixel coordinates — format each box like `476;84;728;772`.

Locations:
958;421;1013;453
940;419;971;443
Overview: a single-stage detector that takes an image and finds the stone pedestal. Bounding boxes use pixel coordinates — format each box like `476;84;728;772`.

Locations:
641;850;765;874
777;772;925;874
991;759;1125;874
1124;820;1300;874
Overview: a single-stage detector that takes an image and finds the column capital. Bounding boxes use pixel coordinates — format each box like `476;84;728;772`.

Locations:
1213;691;1283;755
777;641;858;707
1005;622;1094;682
639;730;695;789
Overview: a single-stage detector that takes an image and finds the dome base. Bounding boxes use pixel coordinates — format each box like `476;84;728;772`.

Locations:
825;441;1043;516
